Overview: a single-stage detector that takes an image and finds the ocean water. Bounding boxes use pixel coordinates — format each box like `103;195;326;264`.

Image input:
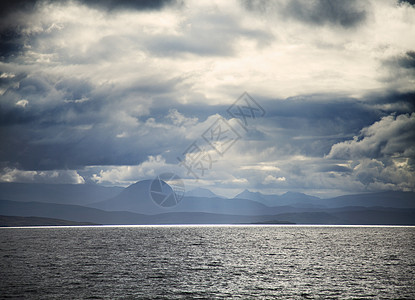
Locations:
0;225;414;299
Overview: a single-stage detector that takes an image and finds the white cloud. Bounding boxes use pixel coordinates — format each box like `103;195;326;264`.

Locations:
326;113;415;191
16;99;29;108
263;175;286;185
328;113;415;159
0;73;15;78
166;109;198;126
240;164;280;171
90;155;174;186
0;168;85;184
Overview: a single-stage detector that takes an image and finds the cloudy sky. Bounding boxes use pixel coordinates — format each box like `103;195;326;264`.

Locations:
0;0;414;198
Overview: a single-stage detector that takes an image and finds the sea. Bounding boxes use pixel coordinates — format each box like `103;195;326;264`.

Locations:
0;225;414;299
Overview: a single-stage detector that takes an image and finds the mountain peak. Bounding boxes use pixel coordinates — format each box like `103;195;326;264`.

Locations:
280;191;320;201
282;191;303;196
185;187;220;198
234;189;265;201
127;179;153;188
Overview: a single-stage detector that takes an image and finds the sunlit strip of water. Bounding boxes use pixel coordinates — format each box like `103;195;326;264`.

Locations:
1;224;414;229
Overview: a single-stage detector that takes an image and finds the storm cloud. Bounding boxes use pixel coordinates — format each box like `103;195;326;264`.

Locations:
0;0;414;197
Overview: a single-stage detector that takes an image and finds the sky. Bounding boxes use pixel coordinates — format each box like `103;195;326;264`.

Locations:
0;0;414;198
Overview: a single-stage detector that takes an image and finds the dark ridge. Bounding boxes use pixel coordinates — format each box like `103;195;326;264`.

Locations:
0;215;98;227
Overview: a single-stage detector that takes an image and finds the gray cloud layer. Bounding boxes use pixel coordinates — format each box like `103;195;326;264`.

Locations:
0;0;414;196
242;0;368;28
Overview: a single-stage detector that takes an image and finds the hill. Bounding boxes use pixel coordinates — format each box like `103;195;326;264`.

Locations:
0;215;98;227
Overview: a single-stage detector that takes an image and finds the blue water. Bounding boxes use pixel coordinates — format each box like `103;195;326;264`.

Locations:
1;225;414;299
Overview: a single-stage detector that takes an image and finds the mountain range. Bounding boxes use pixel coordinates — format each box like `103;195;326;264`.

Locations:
0;181;414;225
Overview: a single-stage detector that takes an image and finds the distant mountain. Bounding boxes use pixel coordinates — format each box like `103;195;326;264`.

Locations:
185;187;222;198
1;181;414;224
0;215;98;227
3;181;413;211
272;208;415;225
89;180;272;215
320;191;415;208
234;189;323;207
88;180;156;213
278;191;321;204
270;212;347;225
91;193;272;216
234;189;266;202
1;199;414;225
173;197;270;216
0;183;123;205
0;199;291;225
234;189;415;209
85;181;415;216
0;199;149;224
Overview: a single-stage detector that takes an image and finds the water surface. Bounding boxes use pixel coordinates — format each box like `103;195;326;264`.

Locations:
1;225;414;299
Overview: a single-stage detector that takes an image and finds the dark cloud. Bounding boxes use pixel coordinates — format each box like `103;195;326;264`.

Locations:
0;118;158;170
76;0;181;11
285;0;367;27
0;0;178;17
1;61;413;192
245;92;415;160
381;51;415;84
263;94;382;137
0;0;37;18
0;71;189;170
0;0;414;193
241;0;368;28
0;1;40;60
365;91;415;115
397;51;415;69
0;29;25;60
382;50;415;71
398;0;415;6
328;113;415;160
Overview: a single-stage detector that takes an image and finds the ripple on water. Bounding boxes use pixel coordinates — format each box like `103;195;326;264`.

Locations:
0;226;414;299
